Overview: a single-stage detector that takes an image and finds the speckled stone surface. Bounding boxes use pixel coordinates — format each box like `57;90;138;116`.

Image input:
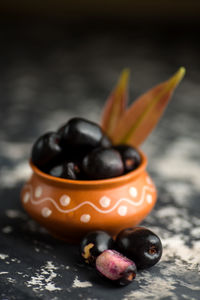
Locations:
0;19;200;300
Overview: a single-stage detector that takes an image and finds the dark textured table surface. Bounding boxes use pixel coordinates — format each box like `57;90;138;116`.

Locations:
0;19;200;300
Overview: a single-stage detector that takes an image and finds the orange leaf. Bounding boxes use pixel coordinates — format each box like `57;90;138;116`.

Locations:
111;67;186;146
101;69;130;137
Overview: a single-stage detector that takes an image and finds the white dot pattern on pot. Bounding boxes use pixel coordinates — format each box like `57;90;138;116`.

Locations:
35;186;42;198
23;192;30;203
41;207;52;218
23;183;155;223
129;187;138;198
99;196;111;208
118;205;127;216
146;194;153;204
60;195;71;206
80;214;91;223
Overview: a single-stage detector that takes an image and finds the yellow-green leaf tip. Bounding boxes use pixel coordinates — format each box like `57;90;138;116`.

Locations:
177;66;186;80
118;68;130;87
169;66;186;89
121;68;130;77
176;66;186;80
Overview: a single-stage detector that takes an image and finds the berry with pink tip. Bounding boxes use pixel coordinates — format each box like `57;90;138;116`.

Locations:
96;249;137;286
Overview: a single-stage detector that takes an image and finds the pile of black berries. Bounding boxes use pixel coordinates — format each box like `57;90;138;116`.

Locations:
80;227;162;286
31;118;141;180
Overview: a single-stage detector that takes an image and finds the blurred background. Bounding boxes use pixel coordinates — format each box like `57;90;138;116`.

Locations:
0;2;200;299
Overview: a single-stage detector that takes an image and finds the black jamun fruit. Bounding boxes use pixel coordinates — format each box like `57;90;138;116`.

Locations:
82;148;124;180
31;132;62;170
116;227;162;269
80;231;114;265
114;144;141;173
48;161;81;180
96;250;137;286
58;118;104;151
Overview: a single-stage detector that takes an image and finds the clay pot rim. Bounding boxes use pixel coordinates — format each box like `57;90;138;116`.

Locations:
30;149;147;188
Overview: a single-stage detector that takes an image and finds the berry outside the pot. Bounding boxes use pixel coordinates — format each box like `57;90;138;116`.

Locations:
115;227;162;269
80;231;114;265
96;249;137;286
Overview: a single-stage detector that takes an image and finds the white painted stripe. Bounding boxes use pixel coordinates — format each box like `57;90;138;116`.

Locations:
23;184;155;215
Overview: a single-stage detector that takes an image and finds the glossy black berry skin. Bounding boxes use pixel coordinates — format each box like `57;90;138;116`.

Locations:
100;135;112;148
114;144;141;173
31;132;62;170
115;227;162;269
80;231;114;265
59;118;104;152
82;148;124;180
48;161;81;180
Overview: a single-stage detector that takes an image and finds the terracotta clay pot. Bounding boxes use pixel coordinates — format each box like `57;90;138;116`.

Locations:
21;150;157;243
